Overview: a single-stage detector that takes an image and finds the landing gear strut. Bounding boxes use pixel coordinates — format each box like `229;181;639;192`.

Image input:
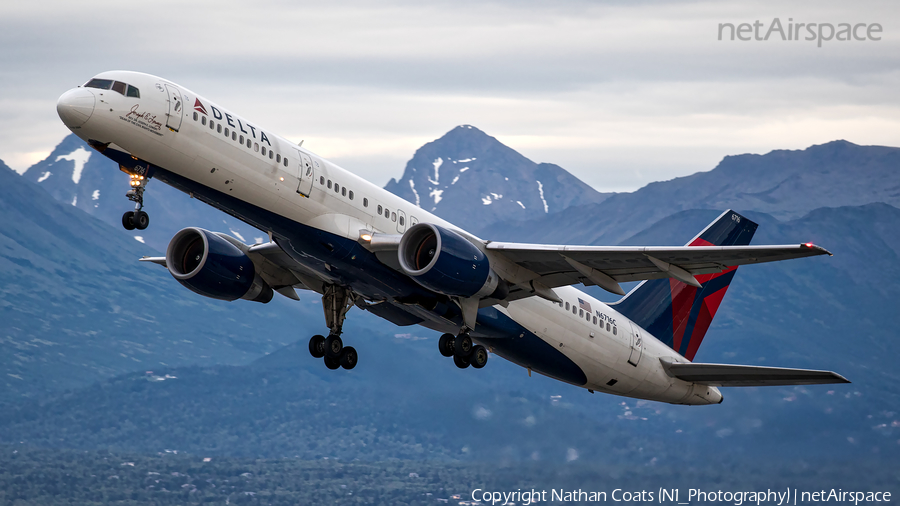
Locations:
307;285;358;370
122;172;150;231
439;331;488;370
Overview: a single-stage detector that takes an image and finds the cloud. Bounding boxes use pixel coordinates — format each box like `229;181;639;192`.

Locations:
0;0;897;190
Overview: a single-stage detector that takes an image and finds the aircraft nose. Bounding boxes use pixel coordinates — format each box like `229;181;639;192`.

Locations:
57;88;96;128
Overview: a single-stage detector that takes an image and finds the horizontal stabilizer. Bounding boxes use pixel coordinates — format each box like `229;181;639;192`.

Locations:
661;360;850;386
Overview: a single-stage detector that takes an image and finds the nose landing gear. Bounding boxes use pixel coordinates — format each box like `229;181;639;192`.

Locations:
121;172;150;230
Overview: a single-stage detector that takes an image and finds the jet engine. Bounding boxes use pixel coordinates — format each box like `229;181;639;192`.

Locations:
165;227;273;303
398;223;505;299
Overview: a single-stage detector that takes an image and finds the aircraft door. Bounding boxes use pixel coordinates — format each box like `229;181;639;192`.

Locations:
164;84;183;131
296;153;314;197
396;210;407;233
628;322;644;367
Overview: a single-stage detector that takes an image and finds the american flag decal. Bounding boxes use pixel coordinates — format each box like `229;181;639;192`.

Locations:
578;298;592;313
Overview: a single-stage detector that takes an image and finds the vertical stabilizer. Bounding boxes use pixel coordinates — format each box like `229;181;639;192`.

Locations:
611;210;758;361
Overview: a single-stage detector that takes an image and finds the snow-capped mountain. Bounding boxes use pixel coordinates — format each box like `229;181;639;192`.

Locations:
22;134;265;252
384;126;610;234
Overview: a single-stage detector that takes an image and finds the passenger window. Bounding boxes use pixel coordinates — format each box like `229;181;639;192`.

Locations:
232;132;237;141
126;85;140;98
246;139;252;148
84;78;113;90
363;198;368;207
579;309;584;317
606;322;611;331
327;180;332;189
391;212;397;222
334;184;340;193
565;302;570;310
349;190;354;200
217;124;222;134
193;112;198;121
572;306;576;315
210;121;215;130
224;128;230;137
399;216;404;226
202;116;207;126
586;313;591;321
384;208;390;218
284;158;288;167
320;176;325;185
111;81;127;95
342;187;347;197
262;146;267;156
276;154;281;163
593;316;597;324
269;150;274;160
613;327;617;335
377;205;383;214
254;143;259;152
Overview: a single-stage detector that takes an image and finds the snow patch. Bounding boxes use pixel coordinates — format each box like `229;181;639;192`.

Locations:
134;236;145;243
55;147;92;184
482;195;492;205
92;189;100;200
536;180;548;213
409;179;421;207
428;157;443;185
71;195;77;206
37;171;52;183
429;188;443;206
230;229;246;242
517;201;526;209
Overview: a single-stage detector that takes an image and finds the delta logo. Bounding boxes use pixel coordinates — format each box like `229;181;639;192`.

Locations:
194;98;208;115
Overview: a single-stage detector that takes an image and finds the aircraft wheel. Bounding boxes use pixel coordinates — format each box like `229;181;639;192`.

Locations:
308;335;326;358
325;334;343;358
438;333;455;358
134;211;150;230
324;355;340;370
454;333;472;357
339;346;358;370
470;345;488;369
453;354;470;369
122;211;136;230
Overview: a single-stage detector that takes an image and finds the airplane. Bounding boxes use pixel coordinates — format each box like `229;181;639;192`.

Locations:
56;70;849;406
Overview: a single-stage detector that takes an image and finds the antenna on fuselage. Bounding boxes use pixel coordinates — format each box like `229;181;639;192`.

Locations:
298;140;304;147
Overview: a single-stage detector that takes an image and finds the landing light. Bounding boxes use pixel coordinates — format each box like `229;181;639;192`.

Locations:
360;233;373;242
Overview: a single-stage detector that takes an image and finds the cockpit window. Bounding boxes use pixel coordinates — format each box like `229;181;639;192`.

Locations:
84;78;113;90
83;78;140;98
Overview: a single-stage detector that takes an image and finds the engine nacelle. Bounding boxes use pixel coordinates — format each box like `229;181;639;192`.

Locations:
398;223;501;298
165;227;273;303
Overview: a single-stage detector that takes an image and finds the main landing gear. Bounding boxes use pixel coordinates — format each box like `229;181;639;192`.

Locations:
307;285;358;370
122;172;150;231
438;331;488;370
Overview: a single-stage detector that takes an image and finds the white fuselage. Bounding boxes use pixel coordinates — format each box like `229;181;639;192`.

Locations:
57;71;722;405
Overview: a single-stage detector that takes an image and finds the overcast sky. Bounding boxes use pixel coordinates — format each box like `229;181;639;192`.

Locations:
1;0;897;192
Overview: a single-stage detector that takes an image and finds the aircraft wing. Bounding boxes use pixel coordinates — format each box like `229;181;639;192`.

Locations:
486;242;832;296
661;361;850;386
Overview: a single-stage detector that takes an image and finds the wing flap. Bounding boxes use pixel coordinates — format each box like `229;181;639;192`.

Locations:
662;361;850;386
